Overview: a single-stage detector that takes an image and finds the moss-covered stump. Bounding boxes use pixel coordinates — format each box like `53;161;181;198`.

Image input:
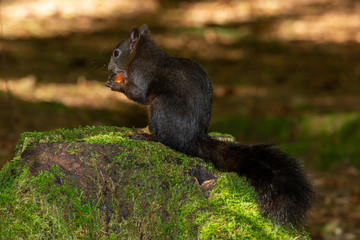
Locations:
0;126;310;239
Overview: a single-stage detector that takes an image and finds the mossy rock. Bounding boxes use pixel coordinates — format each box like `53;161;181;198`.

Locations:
0;126;310;239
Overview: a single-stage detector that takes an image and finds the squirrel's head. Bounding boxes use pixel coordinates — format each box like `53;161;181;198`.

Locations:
108;24;151;72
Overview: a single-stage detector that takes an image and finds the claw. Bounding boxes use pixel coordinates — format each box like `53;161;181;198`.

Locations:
105;81;112;88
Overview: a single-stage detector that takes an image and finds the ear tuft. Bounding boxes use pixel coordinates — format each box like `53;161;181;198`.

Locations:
140;24;151;38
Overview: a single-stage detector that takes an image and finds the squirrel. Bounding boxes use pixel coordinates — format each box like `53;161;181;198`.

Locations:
105;25;314;225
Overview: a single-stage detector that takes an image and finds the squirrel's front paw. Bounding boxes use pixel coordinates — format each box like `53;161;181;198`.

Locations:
106;70;128;91
105;79;123;92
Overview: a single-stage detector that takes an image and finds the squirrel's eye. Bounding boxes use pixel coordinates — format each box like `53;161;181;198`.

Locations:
113;49;121;58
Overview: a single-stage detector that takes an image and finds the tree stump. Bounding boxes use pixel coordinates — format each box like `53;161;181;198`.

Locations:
0;126;310;239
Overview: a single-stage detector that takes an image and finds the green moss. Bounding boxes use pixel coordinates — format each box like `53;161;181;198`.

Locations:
1;126;310;239
66;143;83;155
15;126;129;152
208;132;237;142
0;165;101;239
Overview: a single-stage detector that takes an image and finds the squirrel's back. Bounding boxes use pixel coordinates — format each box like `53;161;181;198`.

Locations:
148;56;213;153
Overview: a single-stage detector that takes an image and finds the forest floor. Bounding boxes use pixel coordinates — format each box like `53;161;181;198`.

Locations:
1;0;360;239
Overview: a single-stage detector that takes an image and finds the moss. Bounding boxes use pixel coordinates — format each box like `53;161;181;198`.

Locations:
1;126;310;239
0;165;101;239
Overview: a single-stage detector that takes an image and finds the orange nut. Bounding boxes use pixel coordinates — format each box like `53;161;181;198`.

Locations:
114;72;124;82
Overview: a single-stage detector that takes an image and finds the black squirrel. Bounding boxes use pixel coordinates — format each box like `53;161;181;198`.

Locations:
105;25;314;225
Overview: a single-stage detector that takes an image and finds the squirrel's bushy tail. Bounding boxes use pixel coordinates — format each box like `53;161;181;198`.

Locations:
193;137;314;225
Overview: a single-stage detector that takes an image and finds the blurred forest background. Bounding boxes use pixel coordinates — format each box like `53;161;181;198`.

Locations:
0;0;359;239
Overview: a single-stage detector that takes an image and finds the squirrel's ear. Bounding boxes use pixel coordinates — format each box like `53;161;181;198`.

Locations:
129;27;140;44
140;24;151;38
129;27;140;52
